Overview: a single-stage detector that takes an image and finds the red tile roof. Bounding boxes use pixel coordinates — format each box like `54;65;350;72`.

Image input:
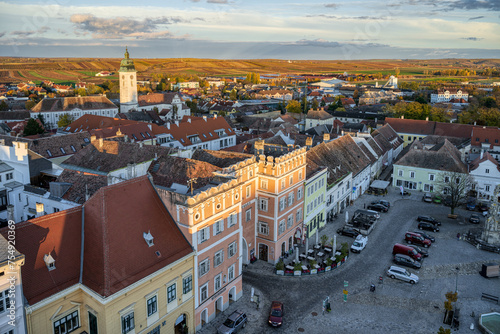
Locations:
90;123;155;142
3;176;193;304
82;176;193;297
65;115;138;133
471;127;500;148
0;207;83;305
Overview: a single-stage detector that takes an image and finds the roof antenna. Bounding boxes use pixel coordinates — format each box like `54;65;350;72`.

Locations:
187;177;197;195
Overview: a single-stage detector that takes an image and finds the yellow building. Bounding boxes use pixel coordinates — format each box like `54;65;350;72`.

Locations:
12;176;195;334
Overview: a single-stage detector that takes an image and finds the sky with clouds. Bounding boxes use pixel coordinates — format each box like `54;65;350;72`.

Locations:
0;0;499;59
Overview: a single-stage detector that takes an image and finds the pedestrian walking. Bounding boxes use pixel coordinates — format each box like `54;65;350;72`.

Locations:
457;233;460;240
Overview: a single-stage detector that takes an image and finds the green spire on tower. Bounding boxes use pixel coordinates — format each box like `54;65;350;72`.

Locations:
119;47;135;72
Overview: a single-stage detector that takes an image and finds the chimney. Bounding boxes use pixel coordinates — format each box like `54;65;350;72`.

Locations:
306;137;313;147
139;141;143;148
323;133;330;142
36;202;44;217
214;114;218;119
187;118;191;123
148;124;152;131
203;116;207;122
425;117;429;121
90;135;97;143
7;205;14;223
98;138;104;148
480;150;483;159
166;122;170;130
175;120;179;127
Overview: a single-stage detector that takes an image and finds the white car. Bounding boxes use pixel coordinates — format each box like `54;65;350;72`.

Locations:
387;266;419;284
350;234;368;253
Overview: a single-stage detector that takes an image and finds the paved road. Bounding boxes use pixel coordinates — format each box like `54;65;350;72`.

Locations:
201;188;500;334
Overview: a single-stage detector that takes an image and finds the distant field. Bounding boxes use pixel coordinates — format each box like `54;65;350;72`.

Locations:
0;57;499;84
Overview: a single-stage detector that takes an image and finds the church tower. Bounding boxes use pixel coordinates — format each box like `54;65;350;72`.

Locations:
119;47;138;113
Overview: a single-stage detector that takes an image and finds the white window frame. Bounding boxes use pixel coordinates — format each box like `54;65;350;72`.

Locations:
214;249;224;267
287;215;293;228
261;179;268;190
259;198;268;212
199;226;210;244
53;310;79;334
121;311;135;334
228;264;235;282
299;171;303;180
281;179;285;189
183;275;193;294
279;197;286;211
213;220;224;236
258;222;269;235
398;170;403;177
289;175;293;185
279;220;286;235
200;283;209;303
246;185;251;198
288;192;294;206
298;188;303;200
199;258;210;277
245;208;251;222
409;171;415;178
227;214;237;228
0;289;10;314
228;241;237;258
214;274;222;292
485;168;490;174
296;208;302;223
147;295;158;317
167;283;176;304
429;174;435;181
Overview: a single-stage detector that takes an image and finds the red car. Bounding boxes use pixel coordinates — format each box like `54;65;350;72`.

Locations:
268;301;284;327
405;232;431;248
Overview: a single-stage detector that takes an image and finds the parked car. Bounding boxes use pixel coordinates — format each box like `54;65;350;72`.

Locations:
423;193;433;203
393;254;422;269
412;231;435;243
371;200;390;208
268;301;284;327
387;265;419;284
350;234;368;253
393;243;422;261
218;311;247;334
405;232;431;247
410;245;429;257
336;226;360;238
418;222;440;232
366;204;388;212
469;213;480;224
478;202;489;212
433;195;442;204
417;215;441;226
466;201;476;211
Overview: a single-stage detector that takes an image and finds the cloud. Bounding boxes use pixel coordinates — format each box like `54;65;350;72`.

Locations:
307;14;387;20
70;14;192;39
10;26;50;38
324;3;340;9
445;0;500;11
0;32;5;38
468;15;484;20
461;36;484;41
282;39;389;49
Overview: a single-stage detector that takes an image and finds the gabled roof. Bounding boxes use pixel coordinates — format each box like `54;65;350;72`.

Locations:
1;207;83;305
31;96;117;113
62;140;174;174
0;132;91;159
307;135;371;184
2;177;193;304
471;127;500;148
54;169;108;204
64;114;139;133
469;151;500;173
395;139;467;173
90;123;155;142
138;92;180;106
82;176;192;297
306;108;333;120
384;118;436;136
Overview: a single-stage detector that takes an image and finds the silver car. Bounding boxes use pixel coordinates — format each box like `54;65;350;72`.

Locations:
387;265;419;284
217;310;247;334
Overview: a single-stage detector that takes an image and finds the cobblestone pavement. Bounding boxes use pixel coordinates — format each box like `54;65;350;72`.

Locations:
199;187;500;334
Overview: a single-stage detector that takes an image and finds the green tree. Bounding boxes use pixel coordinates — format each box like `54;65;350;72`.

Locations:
436;171;473;215
312;98;319;110
229;89;238;101
57;113;75;128
76;88;87;96
0;100;8;111
37;113;46;128
25;100;36;110
23;118;44;136
437;327;451;334
286;100;302;113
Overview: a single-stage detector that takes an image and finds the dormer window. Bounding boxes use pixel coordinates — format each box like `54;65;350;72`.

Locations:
143;231;154;247
44;254;55;271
